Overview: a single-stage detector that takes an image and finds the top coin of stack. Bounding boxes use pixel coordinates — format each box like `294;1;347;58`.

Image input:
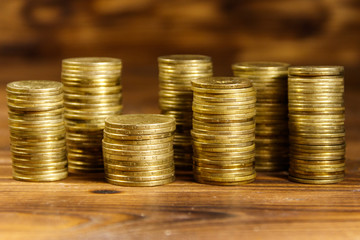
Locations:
158;55;213;170
288;66;345;184
7;80;67;182
232;62;290;171
103;114;176;186
191;77;257;185
62;57;123;173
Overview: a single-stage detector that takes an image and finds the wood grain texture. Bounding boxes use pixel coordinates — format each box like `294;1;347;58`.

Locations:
0;62;360;239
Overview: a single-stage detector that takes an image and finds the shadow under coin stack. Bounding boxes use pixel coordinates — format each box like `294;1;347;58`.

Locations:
7;80;67;181
158;55;213;171
103;114;176;186
288;66;345;184
62;57;123;173
191;77;256;185
232;62;290;171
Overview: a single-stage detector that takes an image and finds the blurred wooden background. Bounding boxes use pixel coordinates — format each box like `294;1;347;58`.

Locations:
0;0;359;75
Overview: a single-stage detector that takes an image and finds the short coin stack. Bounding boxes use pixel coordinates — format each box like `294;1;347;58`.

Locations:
62;57;122;173
232;62;290;171
288;66;345;184
158;55;213;170
191;77;257;185
7;80;67;182
103;114;176;186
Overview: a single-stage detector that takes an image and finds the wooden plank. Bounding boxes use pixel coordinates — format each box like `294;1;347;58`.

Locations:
0;157;360;239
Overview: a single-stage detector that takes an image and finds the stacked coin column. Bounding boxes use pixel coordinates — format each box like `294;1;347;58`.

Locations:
103;114;176;186
7;80;67;181
232;62;290;171
288;66;345;184
191;77;256;185
62;57;123;173
158;55;213;170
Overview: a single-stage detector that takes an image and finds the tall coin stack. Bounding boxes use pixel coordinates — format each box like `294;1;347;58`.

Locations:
232;62;290;171
62;57;123;173
158;55;213;170
191;77;257;185
7;80;67;181
288;66;345;184
102;114;176;186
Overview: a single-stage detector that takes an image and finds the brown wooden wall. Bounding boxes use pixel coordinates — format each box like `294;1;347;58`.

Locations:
0;0;359;82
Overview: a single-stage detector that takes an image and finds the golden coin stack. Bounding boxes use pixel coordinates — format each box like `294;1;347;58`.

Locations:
288;66;345;184
191;77;257;185
7;80;67;182
62;57;123;173
232;62;290;171
158;55;213;170
102;114;176;186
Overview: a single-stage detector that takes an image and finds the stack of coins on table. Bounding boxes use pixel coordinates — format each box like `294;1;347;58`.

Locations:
232;62;290;171
102;114;176;186
288;66;345;184
62;57;123;173
158;55;213;170
7;80;67;182
191;77;257;185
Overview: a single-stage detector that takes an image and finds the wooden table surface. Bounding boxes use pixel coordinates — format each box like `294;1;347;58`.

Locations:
1;63;360;240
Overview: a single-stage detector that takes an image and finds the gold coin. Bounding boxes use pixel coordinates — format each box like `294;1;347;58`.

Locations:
103;130;173;140
192;123;255;131
193;96;256;104
288;175;344;184
194;172;256;183
63;85;122;94
191;86;254;94
62;57;121;67
290;144;345;151
289;66;344;76
289;171;344;180
193;91;256;99
104;166;174;177
104;161;173;171
104;158;173;168
105;114;175;130
158;54;211;64
193;112;255;122
191;76;253;89
194;175;254;185
288;75;343;82
68;166;103;173
232;61;289;73
103;151;173;161
106;172;174;181
103;136;173;145
105;126;175;135
102;140;172;151
7;80;63;94
106;176;175;186
194;149;255;159
102;146;172;156
12;170;67;182
289;162;345;170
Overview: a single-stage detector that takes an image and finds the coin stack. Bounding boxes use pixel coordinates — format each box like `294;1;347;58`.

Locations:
102;114;176;186
191;77;257;185
232;62;290;171
158;55;213;170
62;57;123;173
288;66;345;184
7;80;67;182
